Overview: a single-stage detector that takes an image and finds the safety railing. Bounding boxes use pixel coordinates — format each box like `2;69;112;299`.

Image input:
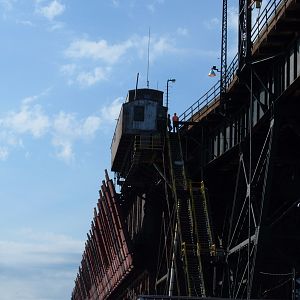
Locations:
134;135;162;152
180;0;286;125
252;0;287;43
225;53;238;89
180;81;220;124
179;52;239;124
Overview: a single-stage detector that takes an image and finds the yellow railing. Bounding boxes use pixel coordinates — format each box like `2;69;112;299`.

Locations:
134;135;162;151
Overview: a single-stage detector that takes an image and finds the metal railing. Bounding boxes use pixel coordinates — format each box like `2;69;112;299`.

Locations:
134;135;162;151
252;0;288;43
180;81;220;124
180;0;287;124
225;53;238;89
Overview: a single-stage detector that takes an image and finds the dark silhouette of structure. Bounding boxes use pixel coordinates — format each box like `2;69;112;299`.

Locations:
72;1;300;299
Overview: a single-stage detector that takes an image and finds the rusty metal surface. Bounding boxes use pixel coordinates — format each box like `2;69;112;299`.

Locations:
71;170;134;300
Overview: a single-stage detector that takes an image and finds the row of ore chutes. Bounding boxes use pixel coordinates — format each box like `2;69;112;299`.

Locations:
71;170;133;300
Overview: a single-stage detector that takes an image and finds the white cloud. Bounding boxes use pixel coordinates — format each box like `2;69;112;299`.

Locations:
52;112;101;139
16;19;34;26
49;99;121;161
2;103;50;138
52;139;74;162
22;88;51;105
51;111;102;162
0;90;50;161
60;63;77;76
65;38;133;64
101;97;123;122
76;67;110;87
111;0;120;7
0;273;74;300
82;115;103;135
37;0;65;21
151;36;177;57
0;229;83;300
63;34;180;87
0;89;117;163
177;27;189;36
65;34;179;65
48;20;64;31
146;0;165;12
0;231;83;266
147;4;155;12
204;17;220;30
0;0;15;11
0;146;9;161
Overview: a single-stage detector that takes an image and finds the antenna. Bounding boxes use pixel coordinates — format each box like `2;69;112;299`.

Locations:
134;73;139;100
146;28;151;88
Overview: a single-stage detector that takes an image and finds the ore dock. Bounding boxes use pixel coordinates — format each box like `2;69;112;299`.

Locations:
71;0;300;299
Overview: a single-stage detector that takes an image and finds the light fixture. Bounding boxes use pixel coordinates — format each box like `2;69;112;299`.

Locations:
255;0;262;8
208;66;220;77
166;78;176;108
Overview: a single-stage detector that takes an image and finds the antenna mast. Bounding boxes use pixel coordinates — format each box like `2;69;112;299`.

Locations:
146;28;151;88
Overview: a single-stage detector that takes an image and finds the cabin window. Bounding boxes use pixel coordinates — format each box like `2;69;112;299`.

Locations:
134;106;145;122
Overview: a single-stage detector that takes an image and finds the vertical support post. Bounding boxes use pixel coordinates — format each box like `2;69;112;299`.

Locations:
221;0;228;97
238;0;252;69
168;222;178;296
292;267;296;300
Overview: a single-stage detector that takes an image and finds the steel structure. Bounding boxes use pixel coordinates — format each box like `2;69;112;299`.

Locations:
72;1;300;299
220;0;227;97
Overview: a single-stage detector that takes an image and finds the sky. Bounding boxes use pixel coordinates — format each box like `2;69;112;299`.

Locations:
0;1;242;299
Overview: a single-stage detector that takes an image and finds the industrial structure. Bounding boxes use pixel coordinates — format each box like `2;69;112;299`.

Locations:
71;0;300;299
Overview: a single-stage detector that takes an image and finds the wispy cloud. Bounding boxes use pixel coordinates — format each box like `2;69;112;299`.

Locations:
65;34;180;64
51;111;102;162
177;27;189;36
63;34;180;87
0;146;9;161
1;101;50;138
36;0;65;21
65;38;133;64
203;17;219;30
16;19;35;26
101;97;123;123
76;66;111;87
146;0;165;12
0;228;83;300
0;229;83;266
111;0;120;8
0;90;123;163
0;0;16;19
0;0;15;11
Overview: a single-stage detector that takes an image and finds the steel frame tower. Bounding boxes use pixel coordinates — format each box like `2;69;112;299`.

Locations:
220;0;228;97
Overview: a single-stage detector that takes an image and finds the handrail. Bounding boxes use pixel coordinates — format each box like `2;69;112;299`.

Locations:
180;0;287;125
251;0;287;43
180;80;220;124
179;54;238;124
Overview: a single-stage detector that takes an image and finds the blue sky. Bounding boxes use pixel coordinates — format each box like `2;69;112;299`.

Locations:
0;1;240;299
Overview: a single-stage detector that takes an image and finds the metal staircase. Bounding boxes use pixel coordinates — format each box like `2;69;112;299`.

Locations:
190;182;214;257
167;132;206;297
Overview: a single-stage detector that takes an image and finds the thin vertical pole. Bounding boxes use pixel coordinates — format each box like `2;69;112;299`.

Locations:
247;66;253;300
147;28;151;88
292;267;296;300
168;223;178;296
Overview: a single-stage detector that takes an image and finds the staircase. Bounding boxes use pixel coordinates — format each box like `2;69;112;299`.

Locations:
167;132;206;297
191;182;214;257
